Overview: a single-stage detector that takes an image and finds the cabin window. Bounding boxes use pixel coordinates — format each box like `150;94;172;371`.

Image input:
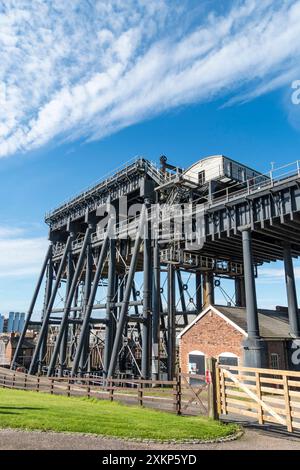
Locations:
238;167;246;182
198;170;205;185
270;353;279;370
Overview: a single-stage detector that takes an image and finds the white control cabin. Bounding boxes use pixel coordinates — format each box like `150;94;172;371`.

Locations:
183;155;265;186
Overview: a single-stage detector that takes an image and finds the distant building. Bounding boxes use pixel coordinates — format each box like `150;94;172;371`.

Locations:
178;305;296;376
0;333;35;368
0;312;26;334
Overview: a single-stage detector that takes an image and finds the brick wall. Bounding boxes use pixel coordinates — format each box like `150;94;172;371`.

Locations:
179;309;245;374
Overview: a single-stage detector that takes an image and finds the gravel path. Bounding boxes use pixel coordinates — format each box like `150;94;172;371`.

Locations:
0;428;300;450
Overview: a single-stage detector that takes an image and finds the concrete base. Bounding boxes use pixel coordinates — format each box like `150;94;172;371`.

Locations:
242;337;268;368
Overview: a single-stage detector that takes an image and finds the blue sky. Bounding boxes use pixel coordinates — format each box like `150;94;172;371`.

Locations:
1;0;300;315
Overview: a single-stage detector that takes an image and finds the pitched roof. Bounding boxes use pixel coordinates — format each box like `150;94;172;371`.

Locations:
178;305;292;339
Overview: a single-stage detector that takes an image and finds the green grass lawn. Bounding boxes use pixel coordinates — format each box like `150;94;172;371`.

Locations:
0;388;238;441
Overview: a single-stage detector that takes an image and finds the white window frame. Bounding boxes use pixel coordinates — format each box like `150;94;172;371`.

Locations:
188;350;205;375
270;352;279;370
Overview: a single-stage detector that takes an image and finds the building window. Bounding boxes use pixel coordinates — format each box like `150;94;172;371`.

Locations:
198;170;205;185
270;353;279;370
227;161;233;177
188;350;205;385
238;166;246;183
218;352;238;367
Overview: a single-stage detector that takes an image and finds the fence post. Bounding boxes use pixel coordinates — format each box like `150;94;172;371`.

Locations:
12;373;16;388
176;370;181;415
50;378;54;395
24;374;27;390
86;383;91;399
138;381;143;407
220;366;227;415
36;376;40;392
67;378;71;397
255;371;263;425
109;379;114;402
214;361;222;418
206;357;218;420
283;374;293;432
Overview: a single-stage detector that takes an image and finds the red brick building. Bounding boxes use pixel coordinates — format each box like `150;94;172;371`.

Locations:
178;305;292;375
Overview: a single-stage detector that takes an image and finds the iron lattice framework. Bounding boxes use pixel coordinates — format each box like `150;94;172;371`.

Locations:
11;157;300;378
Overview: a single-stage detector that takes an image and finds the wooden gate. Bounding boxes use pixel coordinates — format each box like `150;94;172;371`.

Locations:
180;372;209;414
217;365;300;433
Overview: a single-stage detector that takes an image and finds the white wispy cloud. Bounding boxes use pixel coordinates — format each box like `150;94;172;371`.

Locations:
0;225;48;278
258;263;300;286
0;0;300;158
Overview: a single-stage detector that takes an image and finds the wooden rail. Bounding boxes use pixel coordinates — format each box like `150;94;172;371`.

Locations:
218;365;300;433
0;367;209;416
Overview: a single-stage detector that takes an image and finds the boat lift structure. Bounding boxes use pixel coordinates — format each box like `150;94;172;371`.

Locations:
11;155;300;378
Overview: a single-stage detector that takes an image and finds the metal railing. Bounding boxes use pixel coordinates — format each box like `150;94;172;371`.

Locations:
45;158;165;219
208;160;300;207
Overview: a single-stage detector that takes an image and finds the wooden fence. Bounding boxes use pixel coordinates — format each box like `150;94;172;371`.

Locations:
0;367;209;416
217;365;300;433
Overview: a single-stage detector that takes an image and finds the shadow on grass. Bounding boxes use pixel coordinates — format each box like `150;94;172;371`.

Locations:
0;406;45;411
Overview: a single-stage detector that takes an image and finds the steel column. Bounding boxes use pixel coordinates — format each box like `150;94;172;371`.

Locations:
203;272;214;307
11;244;52;369
79;242;93;374
242;229;260;338
132;283;142;348
38;252;54;373
283;243;300;337
151;238;160;380
167;264;176;380
58;251;74;376
141;216;152;379
107;205;146;378
29;236;72;375
47;226;93;376
195;271;202;311
176;270;188;326
235;277;246;307
241;228;266;367
71;226;111;376
103;237;116;377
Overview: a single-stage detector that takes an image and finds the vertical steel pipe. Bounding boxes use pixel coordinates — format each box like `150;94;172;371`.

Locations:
176;270;188;326
141;210;152;379
103;237;116;377
167;264;176;380
283;243;300;337
195;271;202;311
242;228;260;338
151;238;160;380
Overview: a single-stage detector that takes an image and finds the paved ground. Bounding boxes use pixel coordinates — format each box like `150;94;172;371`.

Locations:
0;427;300;450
